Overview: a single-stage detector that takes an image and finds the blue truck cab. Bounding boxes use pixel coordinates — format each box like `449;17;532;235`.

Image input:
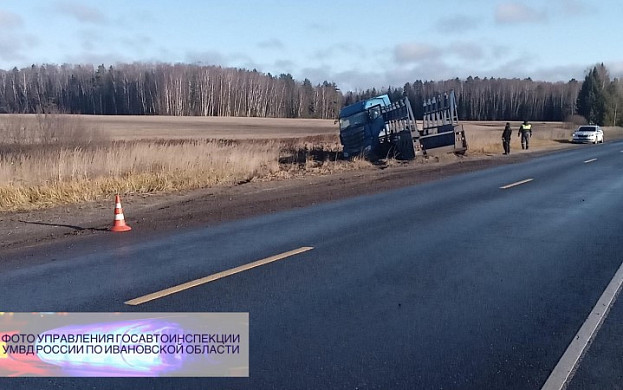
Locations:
338;95;392;158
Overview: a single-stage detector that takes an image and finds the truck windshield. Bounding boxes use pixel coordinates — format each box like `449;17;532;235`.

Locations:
340;112;369;131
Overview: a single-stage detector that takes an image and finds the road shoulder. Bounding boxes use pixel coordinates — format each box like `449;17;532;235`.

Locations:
0;148;569;255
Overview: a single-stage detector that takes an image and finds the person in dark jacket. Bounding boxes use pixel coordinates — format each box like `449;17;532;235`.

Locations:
502;122;512;154
518;120;532;150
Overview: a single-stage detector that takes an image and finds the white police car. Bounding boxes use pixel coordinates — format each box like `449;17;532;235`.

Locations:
572;125;604;144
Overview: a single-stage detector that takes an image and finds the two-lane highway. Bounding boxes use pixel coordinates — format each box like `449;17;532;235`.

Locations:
1;140;622;389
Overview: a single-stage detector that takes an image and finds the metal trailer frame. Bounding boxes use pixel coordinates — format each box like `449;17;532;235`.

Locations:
420;90;468;155
379;97;421;158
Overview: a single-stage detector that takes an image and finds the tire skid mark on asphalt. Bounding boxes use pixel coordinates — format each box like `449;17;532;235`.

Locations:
541;260;623;390
125;246;314;306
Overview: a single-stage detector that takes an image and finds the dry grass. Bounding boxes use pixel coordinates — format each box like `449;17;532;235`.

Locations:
0;138;331;210
464;121;577;155
0;114;364;210
464;121;623;155
0;142;283;209
602;126;623;139
2;114;621;211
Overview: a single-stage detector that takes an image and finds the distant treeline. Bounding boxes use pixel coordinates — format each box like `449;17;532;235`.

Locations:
1;63;621;125
345;78;580;122
0;63;341;119
345;64;622;126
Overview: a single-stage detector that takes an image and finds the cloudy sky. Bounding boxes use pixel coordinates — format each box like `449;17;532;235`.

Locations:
0;0;621;91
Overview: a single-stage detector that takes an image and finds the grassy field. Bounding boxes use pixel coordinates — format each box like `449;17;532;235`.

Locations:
0;114;348;210
1;114;621;211
46;114;338;140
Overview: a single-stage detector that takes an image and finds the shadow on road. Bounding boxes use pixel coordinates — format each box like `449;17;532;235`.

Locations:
18;220;108;232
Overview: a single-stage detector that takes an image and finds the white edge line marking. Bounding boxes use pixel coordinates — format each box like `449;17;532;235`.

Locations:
499;178;533;189
125;246;314;306
541;260;623;390
583;158;597;163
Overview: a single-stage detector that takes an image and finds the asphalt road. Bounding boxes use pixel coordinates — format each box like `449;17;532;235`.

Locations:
1;140;622;389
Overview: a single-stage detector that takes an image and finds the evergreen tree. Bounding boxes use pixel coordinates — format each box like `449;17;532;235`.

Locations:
577;66;607;125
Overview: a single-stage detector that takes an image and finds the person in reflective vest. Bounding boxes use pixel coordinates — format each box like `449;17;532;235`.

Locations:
518;120;532;150
502;122;512;154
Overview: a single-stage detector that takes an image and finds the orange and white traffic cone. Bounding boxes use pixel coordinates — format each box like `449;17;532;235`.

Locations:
110;194;132;232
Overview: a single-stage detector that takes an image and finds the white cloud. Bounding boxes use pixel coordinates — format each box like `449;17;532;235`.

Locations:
274;59;295;72
298;66;334;84
0;10;23;29
491;45;512;60
436;15;480;34
54;1;107;24
392;40;487;69
394;43;441;64
0;37;25;63
75;29;102;52
607;61;623;78
495;2;547;24
121;35;153;55
449;42;485;61
258;38;285;50
558;0;593;16
323;51;596;91
0;10;37;65
313;43;367;61
467;58;585;82
530;64;585;81
333;69;388;91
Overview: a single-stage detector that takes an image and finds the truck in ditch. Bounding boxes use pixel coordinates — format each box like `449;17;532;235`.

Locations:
338;90;467;160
